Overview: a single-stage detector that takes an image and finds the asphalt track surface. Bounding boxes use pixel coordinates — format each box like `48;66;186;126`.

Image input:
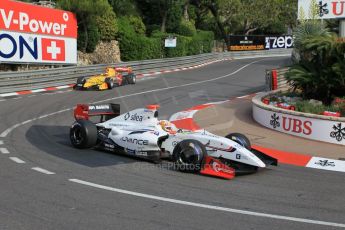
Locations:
1;57;344;230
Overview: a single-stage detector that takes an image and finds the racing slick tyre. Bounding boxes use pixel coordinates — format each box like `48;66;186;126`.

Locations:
127;74;136;84
70;120;98;149
173;139;206;173
74;77;86;89
105;78;114;89
225;133;251;150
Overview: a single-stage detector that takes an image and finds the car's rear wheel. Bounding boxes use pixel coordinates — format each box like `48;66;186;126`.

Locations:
70;120;97;149
173;139;206;172
127;74;136;84
105;78;114;89
225;133;251;150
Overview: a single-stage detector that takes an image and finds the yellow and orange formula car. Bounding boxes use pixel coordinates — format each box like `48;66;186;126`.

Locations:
74;67;136;90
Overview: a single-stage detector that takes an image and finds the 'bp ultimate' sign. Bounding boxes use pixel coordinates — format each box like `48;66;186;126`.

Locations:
0;0;77;65
298;0;345;19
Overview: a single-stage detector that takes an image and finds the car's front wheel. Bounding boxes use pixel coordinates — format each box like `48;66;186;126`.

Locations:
173;139;206;172
74;77;86;89
70;120;98;149
225;133;251;150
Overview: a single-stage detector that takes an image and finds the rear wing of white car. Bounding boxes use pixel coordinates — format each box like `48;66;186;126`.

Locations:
74;103;120;122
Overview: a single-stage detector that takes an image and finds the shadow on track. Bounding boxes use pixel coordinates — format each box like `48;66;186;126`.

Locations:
26;125;137;167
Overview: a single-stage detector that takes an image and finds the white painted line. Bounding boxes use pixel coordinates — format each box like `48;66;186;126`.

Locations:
0;148;9;154
31;89;46;93
0;92;18;97
21;119;33;125
0;109;71;137
205;100;231;105
56;85;70;89
0;140;3;145
0;60;262;138
1;123;22;138
69;179;345;228
237;95;250;99
31;167;55;175
306;157;345;173
0;99;5;102
9;157;25;164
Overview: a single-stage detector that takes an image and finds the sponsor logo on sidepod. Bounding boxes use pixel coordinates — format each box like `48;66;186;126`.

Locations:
121;137;148;145
124;113;143;122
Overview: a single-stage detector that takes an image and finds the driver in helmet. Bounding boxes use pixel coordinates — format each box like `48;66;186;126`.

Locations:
159;120;177;134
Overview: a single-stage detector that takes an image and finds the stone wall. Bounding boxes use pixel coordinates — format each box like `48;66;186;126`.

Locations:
78;40;121;66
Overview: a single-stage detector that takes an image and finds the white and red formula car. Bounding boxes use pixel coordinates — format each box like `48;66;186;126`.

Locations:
70;104;277;179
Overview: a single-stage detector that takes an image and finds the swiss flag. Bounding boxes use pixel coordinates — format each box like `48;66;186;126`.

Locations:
41;38;65;61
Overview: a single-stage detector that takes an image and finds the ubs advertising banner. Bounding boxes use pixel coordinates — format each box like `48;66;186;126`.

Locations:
228;35;293;51
0;0;77;65
298;0;345;19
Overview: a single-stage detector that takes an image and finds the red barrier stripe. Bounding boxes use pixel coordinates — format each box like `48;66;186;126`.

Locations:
185;104;213;111
271;69;278;90
45;87;58;91
17;91;32;95
252;145;312;167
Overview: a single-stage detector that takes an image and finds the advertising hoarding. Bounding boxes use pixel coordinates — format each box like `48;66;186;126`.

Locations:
298;0;345;19
265;35;293;49
253;104;345;145
228;35;266;51
228;35;293;51
0;0;77;65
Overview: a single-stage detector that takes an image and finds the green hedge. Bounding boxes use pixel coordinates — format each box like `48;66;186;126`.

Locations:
117;17;161;61
117;17;214;61
161;30;214;57
78;22;100;53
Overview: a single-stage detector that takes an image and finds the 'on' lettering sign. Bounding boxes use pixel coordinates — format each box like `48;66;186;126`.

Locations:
0;0;77;64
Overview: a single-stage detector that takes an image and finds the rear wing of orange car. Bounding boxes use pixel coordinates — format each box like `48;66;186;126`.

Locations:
114;67;132;73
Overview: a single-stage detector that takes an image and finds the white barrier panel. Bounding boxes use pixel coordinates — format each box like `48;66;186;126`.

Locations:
0;31;77;64
0;0;77;64
253;104;345;146
298;0;345;19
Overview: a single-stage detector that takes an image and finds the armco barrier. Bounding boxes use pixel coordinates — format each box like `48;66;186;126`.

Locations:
252;91;345;146
0;49;291;94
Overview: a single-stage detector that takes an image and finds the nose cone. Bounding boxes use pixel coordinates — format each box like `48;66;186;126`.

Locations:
243;148;266;168
255;158;266;168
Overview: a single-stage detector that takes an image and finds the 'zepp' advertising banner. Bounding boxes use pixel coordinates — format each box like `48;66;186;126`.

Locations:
0;0;77;65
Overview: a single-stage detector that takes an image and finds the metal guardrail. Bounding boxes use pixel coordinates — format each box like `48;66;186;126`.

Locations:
0;49;291;93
